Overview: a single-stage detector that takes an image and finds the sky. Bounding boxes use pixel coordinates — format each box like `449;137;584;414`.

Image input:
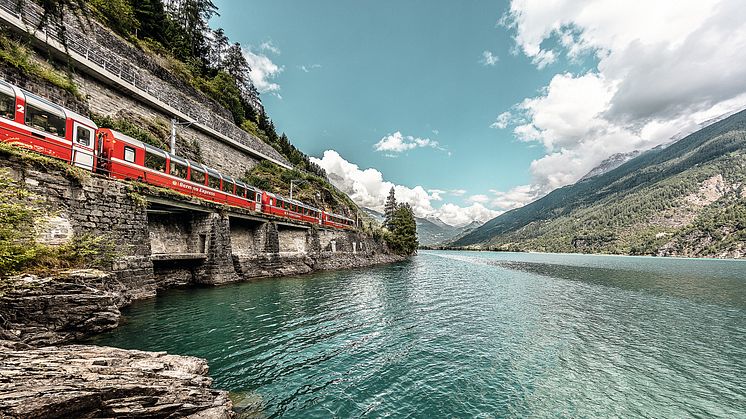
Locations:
213;0;746;226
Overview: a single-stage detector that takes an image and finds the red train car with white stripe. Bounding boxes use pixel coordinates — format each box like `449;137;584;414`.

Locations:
0;78;357;231
0;79;97;171
98;128;261;211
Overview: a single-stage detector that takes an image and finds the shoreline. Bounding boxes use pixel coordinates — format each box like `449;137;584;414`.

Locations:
420;247;745;261
0;255;408;418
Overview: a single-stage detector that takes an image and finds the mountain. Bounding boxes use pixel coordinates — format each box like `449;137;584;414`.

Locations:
579;110;740;182
363;207;481;246
579;151;641;181
362;207;386;224
415;217;461;246
452;109;746;258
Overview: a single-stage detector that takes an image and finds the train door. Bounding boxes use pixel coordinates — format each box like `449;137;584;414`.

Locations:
71;122;95;170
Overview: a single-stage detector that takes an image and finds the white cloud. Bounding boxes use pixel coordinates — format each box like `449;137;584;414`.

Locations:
311;150;499;226
437;203;501;227
299;64;322;73
243;49;284;95
490;111;512;129
468;194;489;204
489;184;541;211
502;0;746;194
258;40;281;55
450;189;467;196
374;131;441;153
480;50;499;66
428;189;446;201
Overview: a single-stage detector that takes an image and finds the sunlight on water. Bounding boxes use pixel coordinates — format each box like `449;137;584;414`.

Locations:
94;251;746;418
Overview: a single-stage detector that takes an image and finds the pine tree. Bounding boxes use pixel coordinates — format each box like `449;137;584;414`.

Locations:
384;187;397;229
132;0;168;43
208;28;229;68
387;204;418;255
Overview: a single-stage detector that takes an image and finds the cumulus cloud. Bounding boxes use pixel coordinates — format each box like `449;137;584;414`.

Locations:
437;203;501;227
374;132;441;153
311;150;499;226
480;50;499;66
489;184;541;211
502;0;746;193
244;49;284;95
258;40;281;55
490;111;512;129
468;194;489;204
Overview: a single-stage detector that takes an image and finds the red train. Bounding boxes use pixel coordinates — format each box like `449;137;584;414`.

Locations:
0;79;355;230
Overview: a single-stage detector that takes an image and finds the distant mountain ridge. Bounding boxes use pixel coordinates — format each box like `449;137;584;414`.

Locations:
579;110;739;182
362;207;483;246
452;108;746;258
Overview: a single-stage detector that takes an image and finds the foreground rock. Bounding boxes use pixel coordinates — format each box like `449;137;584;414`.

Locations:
0;342;233;418
0;270;124;346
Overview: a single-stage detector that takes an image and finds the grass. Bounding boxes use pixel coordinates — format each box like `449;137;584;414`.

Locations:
0;142;89;183
0;31;82;100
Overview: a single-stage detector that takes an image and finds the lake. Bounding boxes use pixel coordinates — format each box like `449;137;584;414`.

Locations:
93;251;746;418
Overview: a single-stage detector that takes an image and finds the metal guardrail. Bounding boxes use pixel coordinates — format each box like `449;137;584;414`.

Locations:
0;2;291;168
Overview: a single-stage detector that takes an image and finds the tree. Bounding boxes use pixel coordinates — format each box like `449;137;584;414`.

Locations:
208;27;229;68
132;0;168;43
387;204;418;255
384;187;397;229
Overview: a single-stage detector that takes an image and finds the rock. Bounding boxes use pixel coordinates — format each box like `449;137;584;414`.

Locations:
0;343;234;418
0;271;124;346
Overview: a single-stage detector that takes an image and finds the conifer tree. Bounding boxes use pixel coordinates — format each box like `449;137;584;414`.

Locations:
384;187;397;229
387;204;418;255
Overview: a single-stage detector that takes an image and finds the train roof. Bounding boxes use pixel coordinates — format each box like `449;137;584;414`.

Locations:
326;212;354;222
22;89;97;128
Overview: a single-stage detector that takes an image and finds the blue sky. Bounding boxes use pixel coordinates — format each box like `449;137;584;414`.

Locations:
212;0;746;225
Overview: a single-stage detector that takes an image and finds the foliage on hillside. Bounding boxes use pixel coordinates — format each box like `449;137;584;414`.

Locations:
14;0;326;178
86;0;327;178
0;31;80;98
453;111;746;258
243;161;361;220
91;113;204;163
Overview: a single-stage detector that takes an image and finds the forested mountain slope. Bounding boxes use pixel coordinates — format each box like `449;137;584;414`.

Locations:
452;109;746;258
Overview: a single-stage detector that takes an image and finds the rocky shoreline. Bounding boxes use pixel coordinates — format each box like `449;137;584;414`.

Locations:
0;270;235;418
0;258;407;418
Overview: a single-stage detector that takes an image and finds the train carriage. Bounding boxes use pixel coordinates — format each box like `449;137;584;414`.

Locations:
98;128;260;211
261;192;323;225
323;211;355;230
0;79;97;171
0;78;358;232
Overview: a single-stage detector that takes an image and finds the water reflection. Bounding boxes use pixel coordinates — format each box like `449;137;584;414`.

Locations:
93;251;746;418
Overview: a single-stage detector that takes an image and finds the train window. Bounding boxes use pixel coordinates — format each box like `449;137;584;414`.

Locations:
25;105;66;137
235;185;246;197
222;180;234;194
124;146;136;163
170;161;188;178
0;90;13;120
75;126;92;147
144;150;166;172
247;190;256;201
190;167;205;184
208;174;221;190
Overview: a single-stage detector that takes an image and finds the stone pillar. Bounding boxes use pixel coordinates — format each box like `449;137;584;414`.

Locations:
193;213;239;285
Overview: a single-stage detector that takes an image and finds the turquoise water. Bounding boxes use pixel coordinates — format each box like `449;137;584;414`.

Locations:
93;251;746;418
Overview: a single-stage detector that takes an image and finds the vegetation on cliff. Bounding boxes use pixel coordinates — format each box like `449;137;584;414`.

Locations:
0;32;80;98
0;146;114;276
453;110;746;258
243;160;362;219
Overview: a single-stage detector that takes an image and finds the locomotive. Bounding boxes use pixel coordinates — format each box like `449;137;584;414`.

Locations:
0;78;355;230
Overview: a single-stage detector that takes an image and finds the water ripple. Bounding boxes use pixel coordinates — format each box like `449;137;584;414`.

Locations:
93;251;746;418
